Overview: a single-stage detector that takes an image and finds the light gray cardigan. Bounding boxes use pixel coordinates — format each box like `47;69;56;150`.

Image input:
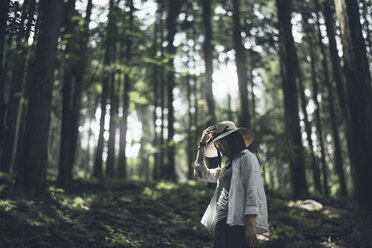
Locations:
194;149;268;233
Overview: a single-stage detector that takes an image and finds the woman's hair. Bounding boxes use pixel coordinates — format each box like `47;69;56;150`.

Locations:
215;131;246;167
225;131;246;160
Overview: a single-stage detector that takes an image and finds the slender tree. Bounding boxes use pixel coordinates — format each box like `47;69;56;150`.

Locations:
201;0;216;125
186;72;193;180
276;0;308;198
334;0;372;218
321;0;357;193
68;0;93;180
230;0;250;129
152;3;161;180
159;0;166;178
57;0;93;187
57;0;78;187
15;0;64;196
118;0;134;178
106;4;119;178
137;105;151;180
106;72;119;177
93;0;115;178
310;40;329;196
314;0;347;196
0;0;10;154
1;0;34;173
164;0;180;180
301;5;323;194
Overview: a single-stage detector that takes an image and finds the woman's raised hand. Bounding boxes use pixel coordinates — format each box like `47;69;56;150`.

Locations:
200;125;216;143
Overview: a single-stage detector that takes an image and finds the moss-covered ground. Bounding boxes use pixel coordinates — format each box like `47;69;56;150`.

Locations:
0;174;370;248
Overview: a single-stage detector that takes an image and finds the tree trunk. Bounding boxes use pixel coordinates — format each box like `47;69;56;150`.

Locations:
57;0;77;187
249;52;256;120
321;0;357;194
231;0;250;129
12;10;39;177
69;0;93;181
106;73;118;177
306;28;330;196
164;0;180;181
276;0;308;198
301;5;323;194
314;0;347;196
186;73;193;180
334;0;372;218
15;0;64;197
152;2;161;180
158;0;166;179
1;0;34;173
201;0;216;125
314;71;330;197
296;49;322;195
118;0;134;179
0;0;10;155
137;105;151;180
1;4;18;106
93;0;115;179
106;3;119;178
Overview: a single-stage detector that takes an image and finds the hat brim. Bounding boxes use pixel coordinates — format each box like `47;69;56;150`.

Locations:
204;128;255;158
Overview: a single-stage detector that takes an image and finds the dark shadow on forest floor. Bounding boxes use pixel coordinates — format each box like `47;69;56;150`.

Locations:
0;173;370;248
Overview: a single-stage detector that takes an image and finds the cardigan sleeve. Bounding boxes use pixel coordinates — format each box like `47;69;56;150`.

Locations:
194;160;222;183
242;153;261;216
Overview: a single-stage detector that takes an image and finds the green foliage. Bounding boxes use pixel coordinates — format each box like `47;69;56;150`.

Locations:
0;199;16;212
0;178;369;247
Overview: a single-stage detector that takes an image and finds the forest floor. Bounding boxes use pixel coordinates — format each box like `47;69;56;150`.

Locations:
0;173;371;248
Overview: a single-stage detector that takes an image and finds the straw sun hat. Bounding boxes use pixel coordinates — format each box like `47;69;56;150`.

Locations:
204;121;255;158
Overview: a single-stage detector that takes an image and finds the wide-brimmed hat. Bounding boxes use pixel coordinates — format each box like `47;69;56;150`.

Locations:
204;121;254;158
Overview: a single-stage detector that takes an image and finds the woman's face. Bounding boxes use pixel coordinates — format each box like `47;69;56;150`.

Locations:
215;137;231;157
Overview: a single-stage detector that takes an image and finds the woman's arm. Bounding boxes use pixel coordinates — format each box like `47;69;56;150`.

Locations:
242;154;260;247
193;126;222;182
245;214;257;248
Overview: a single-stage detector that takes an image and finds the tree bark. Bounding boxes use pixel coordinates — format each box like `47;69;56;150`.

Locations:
314;0;347;196
201;0;216;125
106;73;118;177
164;0;180;181
152;2;161;180
57;0;78;187
276;0;308;198
231;0;250;129
106;4;119;178
301;5;323;194
137;105;151;180
0;0;10;155
93;0;115;178
159;1;166;179
321;0;357;188
15;0;64;197
118;0;134;178
1;0;34;173
68;0;93;181
186;72;193;180
334;0;372;218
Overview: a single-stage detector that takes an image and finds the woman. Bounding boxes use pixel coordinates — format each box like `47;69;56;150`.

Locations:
194;121;268;248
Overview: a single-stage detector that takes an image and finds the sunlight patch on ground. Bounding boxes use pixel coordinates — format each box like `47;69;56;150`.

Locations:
287;199;323;211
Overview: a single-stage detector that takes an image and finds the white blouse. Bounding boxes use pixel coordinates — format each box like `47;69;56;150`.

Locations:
194;149;268;234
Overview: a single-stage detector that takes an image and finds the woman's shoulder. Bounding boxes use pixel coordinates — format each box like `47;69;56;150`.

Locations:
234;149;256;160
233;149;259;169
